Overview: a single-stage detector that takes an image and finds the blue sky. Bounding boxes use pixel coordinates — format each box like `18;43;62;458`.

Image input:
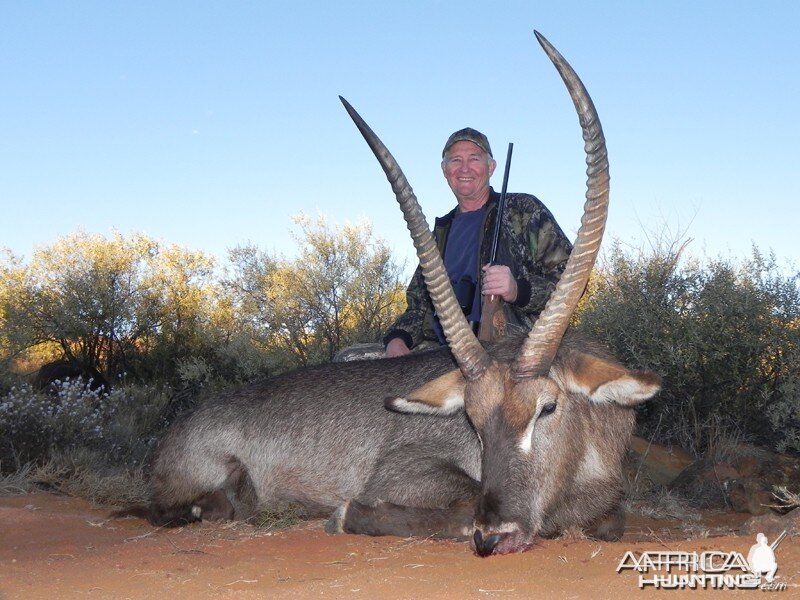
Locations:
2;1;798;276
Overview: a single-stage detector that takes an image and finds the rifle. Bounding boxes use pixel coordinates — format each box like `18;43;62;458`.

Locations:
770;530;787;552
478;142;513;342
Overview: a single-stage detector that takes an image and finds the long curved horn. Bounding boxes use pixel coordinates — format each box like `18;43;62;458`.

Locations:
339;96;491;381
513;31;610;379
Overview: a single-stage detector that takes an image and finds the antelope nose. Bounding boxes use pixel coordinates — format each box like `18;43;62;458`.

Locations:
472;529;503;557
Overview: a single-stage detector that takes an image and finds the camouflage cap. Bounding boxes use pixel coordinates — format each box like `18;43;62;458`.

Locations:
442;127;493;158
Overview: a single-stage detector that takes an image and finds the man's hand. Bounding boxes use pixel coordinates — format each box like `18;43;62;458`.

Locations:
481;264;518;303
386;337;412;358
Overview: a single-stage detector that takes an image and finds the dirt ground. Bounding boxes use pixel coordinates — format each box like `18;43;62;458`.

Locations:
1;493;799;599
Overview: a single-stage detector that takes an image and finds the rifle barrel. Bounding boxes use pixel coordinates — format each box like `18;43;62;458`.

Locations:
770;530;787;551
489;142;514;265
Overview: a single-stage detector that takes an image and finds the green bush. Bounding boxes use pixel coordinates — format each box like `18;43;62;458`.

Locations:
576;241;800;455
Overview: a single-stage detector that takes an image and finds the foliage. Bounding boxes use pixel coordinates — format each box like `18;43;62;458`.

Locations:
0;231;269;385
0;217;406;501
1;219;405;382
0;232;211;383
28;453;150;505
0;379;172;473
4;214;800;509
2;232;153;377
224;215;406;368
576;238;800;454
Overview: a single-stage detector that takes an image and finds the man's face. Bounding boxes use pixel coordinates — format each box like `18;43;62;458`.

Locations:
442;140;497;207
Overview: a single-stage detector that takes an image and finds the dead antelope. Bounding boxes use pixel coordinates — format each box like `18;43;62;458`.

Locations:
123;31;660;557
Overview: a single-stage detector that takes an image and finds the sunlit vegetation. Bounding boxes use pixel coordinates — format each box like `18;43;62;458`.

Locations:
0;219;406;495
1;221;799;505
576;238;800;455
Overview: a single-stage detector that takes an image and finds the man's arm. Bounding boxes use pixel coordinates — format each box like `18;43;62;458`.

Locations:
496;196;572;318
519;216;572;315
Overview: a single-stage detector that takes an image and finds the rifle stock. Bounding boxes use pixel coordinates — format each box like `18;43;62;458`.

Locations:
478;294;505;341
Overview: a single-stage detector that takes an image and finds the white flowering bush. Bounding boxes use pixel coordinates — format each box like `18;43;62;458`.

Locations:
0;379;171;472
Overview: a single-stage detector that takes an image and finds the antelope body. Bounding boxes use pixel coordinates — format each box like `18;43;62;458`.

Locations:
133;32;661;556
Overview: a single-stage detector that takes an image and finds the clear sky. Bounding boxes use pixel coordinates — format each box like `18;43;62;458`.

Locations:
2;1;798;277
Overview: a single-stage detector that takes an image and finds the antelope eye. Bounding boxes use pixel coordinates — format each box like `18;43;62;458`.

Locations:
540;401;557;417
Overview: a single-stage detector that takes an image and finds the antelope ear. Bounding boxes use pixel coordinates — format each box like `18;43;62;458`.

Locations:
384;370;466;416
554;353;661;407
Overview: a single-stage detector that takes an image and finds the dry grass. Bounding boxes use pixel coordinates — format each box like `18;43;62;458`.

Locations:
0;462;36;496
251;506;305;531
771;485;800;511
29;451;149;506
624;488;701;522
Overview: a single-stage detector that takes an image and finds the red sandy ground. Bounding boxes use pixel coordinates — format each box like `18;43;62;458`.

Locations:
1;493;799;599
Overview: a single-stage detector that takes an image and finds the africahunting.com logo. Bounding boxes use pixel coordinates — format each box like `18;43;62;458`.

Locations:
617;531;788;591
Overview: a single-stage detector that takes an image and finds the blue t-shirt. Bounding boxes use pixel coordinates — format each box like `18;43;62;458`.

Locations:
433;205;486;343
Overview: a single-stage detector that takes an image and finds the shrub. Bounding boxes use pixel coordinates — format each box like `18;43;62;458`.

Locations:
0;379;173;474
576;241;800;455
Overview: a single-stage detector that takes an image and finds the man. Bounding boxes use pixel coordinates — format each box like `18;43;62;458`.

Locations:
384;127;572;357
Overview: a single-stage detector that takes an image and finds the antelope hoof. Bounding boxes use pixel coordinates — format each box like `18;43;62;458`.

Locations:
324;502;350;534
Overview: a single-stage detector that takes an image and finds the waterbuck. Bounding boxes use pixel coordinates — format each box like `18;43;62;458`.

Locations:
131;31;660;557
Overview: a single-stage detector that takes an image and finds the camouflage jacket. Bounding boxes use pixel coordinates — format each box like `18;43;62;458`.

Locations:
384;188;572;349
